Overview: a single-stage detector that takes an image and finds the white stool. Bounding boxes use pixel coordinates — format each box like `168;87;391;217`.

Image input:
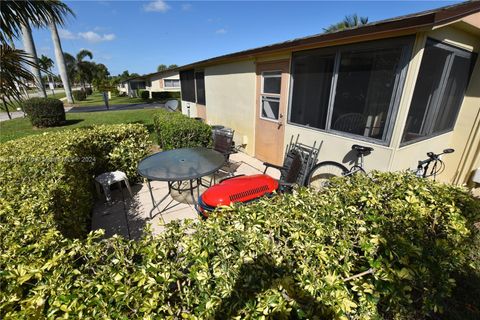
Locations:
95;170;133;202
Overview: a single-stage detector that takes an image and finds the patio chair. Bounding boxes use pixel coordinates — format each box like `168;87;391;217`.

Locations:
264;135;322;186
213;128;237;161
332;113;367;135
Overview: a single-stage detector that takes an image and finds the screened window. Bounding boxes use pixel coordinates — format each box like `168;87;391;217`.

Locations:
260;71;281;121
164;79;180;88
289;37;412;143
195;71;206;105
402;39;474;144
180;70;195;102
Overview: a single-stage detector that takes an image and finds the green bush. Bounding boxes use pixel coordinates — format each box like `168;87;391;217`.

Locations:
139;89;150;100
0;124;149;239
151;91;180;101
73;90;87;101
153;109;212;149
111;87;120;97
0;171;478;318
85;87;93;95
22;97;66;127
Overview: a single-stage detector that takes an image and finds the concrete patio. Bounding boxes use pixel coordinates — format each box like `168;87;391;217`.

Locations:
91;151;280;239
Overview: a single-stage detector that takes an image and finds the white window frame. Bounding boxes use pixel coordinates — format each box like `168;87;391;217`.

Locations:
260;70;282;122
164;79;180;88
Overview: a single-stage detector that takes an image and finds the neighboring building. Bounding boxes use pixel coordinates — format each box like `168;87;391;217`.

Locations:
118;76;146;97
144;69;181;98
118;70;180;98
178;1;480;185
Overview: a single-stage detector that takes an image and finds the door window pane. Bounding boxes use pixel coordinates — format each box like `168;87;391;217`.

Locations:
290;52;335;129
402;40;473;144
262;71;281;94
261;96;280;120
331;47;403;139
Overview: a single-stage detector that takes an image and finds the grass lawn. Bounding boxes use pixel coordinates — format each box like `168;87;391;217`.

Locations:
72;91;145;107
0;109;158;144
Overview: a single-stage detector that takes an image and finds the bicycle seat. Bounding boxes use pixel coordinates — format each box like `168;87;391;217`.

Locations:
351;144;374;155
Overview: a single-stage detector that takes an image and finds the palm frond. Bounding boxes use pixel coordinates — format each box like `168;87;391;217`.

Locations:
0;0;74;43
76;49;93;62
0;44;37;103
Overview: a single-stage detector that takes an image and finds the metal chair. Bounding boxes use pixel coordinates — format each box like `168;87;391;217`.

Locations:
263;135;322;188
213;129;237;178
332;113;367;135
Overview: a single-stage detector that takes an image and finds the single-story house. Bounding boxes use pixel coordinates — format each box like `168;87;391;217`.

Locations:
177;1;480;185
144;69;181;98
118;70;181;98
118;76;147;97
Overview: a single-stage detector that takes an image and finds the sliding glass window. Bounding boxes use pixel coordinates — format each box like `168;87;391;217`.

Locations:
289;37;412;144
401;39;474;144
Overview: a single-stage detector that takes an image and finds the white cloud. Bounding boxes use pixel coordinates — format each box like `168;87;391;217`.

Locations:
58;29;116;43
78;31;116;43
215;28;227;34
59;29;77;40
144;0;170;12
181;3;192;11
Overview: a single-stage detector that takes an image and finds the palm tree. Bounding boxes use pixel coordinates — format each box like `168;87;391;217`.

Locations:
21;23;47;97
50;21;74;103
74;49;94;89
38;54;55;95
323;14;369;33
0;0;74;116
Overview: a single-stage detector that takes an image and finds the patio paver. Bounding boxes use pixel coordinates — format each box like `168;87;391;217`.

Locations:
91;152;280;238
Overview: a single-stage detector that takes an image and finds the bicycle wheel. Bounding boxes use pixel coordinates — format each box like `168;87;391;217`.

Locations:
306;161;349;191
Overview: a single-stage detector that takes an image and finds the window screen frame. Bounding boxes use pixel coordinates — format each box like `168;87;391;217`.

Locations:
287;36;414;146
400;38;475;147
260;70;283;122
180;69;196;103
195;71;206;105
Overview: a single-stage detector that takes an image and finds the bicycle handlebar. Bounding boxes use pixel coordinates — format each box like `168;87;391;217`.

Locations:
417;148;455;167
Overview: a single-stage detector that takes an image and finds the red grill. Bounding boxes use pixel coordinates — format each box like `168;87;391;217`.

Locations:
198;174;279;217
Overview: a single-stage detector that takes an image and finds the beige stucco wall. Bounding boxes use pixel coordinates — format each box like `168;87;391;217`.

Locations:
203;60;257;155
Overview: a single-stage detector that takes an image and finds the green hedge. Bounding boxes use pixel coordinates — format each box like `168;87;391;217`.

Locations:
0;124;149;239
85;87;93;96
139;89;150;100
151;91;180;101
153;109;211;150
73;90;86;101
0;171;478;318
22;97;66;127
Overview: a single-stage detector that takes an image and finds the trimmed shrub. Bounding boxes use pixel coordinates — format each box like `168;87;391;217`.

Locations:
73;90;87;101
0;124;149;239
0;170;478;318
153;108;212;149
85;87;93;95
22;97;66;127
151;91;180;101
139;89;150;100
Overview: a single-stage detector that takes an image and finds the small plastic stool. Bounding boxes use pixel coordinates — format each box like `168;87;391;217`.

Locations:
95;170;133;202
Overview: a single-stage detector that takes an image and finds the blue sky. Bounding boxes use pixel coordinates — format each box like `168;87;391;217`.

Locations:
19;0;460;76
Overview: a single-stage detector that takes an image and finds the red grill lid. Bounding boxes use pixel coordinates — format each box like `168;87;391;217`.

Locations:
201;174;279;207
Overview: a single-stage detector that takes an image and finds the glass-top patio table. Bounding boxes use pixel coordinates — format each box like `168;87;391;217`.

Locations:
137;147;225;219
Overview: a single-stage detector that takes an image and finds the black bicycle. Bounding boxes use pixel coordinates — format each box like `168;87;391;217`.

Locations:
413;148;454;180
305;144;373;191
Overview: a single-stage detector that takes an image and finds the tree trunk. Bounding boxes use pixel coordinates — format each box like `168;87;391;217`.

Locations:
2;96;12;120
49;22;74;103
21;23;47;98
